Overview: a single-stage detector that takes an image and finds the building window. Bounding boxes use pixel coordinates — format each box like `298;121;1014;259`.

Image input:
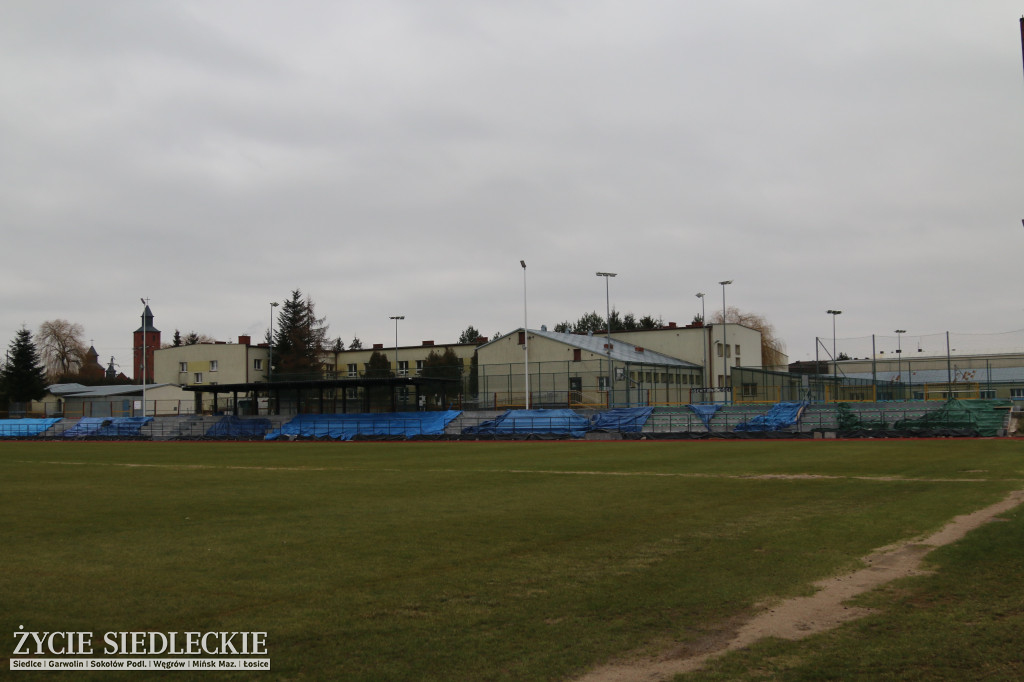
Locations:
573;349;582;362
416;360;424;375
716;344;723;358
210;360;218;372
194;373;203;384
347;364;358;377
598;376;609;391
253;359;263;370
734;345;740;357
398;360;409;376
742;383;758;398
1011;388;1024;399
979;389;996;399
179;362;188;372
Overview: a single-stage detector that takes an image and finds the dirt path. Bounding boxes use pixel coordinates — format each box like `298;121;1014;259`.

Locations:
575;488;1024;682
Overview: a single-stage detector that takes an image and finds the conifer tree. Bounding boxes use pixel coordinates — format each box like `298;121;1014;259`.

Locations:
1;327;48;403
272;289;329;377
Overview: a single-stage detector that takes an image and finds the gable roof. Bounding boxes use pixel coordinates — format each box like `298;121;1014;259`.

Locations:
486;328;700;368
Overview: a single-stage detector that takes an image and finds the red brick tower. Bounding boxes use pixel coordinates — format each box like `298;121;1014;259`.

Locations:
133;304;161;383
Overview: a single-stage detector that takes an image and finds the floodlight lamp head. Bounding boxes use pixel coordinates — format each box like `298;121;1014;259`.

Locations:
827;310;842;315
520;260;526;269
696;292;704;298
271;301;279;307
895;329;906;334
719;280;732;286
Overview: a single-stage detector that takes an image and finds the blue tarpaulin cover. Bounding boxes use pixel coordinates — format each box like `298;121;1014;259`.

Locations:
734;402;807;432
687;404;720;431
63;417;153;438
0;418;62;438
265;411;461;441
463;409;591;437
206;416;272;438
591;407;653;433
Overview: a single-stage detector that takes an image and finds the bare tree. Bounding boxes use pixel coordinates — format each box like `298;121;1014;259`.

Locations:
710;307;787;368
37;319;87;381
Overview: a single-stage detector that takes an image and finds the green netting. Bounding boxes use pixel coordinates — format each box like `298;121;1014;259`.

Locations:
836;403;888;432
894;399;1011;437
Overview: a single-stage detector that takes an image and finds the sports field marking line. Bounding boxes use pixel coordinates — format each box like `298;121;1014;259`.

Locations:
12;460;1019;483
575;487;1024;682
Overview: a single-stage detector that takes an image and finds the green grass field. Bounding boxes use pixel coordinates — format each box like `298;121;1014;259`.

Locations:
2;439;1023;680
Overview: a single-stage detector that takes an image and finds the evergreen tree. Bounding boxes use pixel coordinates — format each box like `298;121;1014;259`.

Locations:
458;325;482;344
572;311;605;334
349;336;363;350
172;329;182;347
420;348;462;381
184;331;200;345
365;350;392;378
638;315;662;330
272;289;329;377
1;327;48;403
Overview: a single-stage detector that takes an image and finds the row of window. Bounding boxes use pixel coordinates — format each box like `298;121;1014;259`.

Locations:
628;371;703;386
179;361;219;372
716;344;739;358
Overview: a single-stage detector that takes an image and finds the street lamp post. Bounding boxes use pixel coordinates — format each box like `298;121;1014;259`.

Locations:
521;261;529;409
269;301;279;415
390;316;404;376
719;280;732;402
696;292;706;392
139;298;148;417
596;272;617;407
827;310;842;402
894;329;906;401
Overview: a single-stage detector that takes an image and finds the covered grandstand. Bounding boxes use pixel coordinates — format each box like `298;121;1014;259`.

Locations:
1;399;1014;440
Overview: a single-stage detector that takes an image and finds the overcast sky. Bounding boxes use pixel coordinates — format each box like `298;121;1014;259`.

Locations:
3;1;1023;371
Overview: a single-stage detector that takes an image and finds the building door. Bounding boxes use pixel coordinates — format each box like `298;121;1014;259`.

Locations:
569;377;582;405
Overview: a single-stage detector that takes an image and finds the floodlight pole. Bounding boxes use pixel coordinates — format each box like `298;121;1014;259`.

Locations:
390;316;404;376
719;280;732;402
596;272;617;407
269;301;279;414
827;310;842;402
696;292;706;393
521;261;529;409
894;329;905;401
